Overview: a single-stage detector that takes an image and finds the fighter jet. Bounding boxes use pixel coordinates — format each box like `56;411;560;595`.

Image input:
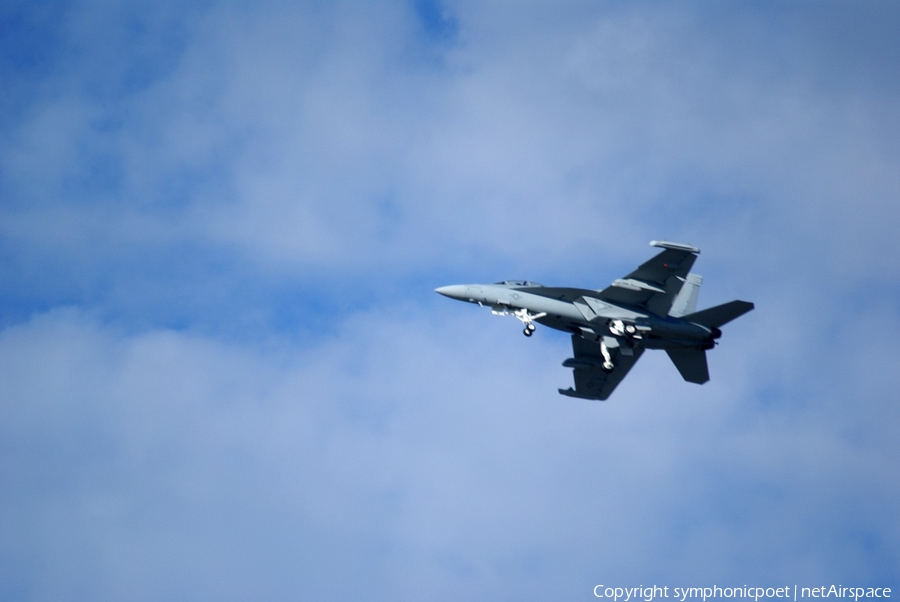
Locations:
435;241;753;400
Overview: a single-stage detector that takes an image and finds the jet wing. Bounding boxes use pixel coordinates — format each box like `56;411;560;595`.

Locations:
597;241;699;316
558;335;644;401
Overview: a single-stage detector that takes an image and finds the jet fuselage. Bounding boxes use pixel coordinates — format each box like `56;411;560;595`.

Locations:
434;282;717;350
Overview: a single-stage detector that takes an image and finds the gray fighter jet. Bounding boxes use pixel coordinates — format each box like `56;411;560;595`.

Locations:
436;241;753;400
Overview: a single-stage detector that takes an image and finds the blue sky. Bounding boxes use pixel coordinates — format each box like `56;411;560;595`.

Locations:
1;1;899;600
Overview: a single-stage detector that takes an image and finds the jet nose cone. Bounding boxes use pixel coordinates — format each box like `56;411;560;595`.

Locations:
435;285;467;300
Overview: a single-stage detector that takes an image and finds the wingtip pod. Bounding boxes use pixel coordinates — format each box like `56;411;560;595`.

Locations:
558;387;608;401
650;240;700;254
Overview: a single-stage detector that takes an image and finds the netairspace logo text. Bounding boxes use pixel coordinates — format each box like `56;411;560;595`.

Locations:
593;586;892;602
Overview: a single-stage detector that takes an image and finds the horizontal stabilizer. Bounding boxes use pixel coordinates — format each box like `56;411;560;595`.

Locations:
684;300;754;328
666;348;709;384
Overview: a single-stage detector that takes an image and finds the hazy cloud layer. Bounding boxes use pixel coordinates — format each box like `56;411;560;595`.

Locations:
1;2;898;600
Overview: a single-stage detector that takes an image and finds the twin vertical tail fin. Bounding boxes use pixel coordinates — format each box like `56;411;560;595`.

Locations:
668;273;703;317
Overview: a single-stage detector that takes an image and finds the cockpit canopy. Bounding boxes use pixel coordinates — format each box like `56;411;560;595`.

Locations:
494;280;545;287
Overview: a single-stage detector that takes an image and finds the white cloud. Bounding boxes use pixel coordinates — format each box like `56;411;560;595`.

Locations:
3;2;898;283
1;2;899;598
1;300;896;599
